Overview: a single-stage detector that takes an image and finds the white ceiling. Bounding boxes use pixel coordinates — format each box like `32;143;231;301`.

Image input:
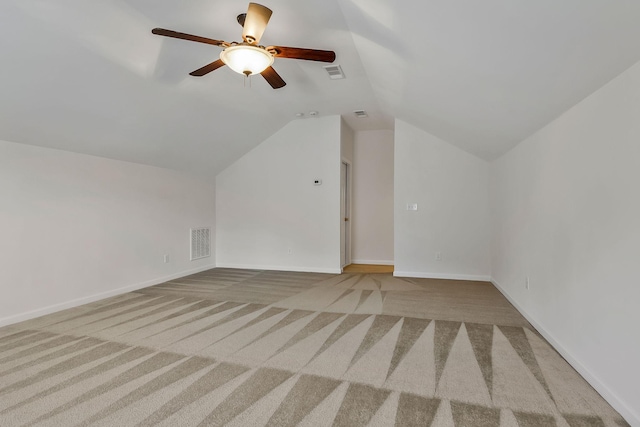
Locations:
2;0;640;176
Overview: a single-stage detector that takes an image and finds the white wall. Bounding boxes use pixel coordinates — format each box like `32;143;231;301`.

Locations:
352;130;394;264
0;140;215;326
394;120;491;280
216;116;342;273
490;61;640;425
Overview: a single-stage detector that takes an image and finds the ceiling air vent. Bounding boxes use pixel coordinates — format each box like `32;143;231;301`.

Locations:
190;227;211;261
353;110;368;118
323;64;345;79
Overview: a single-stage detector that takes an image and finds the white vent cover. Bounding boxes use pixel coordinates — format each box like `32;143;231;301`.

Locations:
190;227;211;260
323;64;345;79
353;110;368;118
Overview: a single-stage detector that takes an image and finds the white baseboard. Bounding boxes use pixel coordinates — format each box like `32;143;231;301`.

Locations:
215;263;341;275
393;271;491;282
351;259;394;266
491;278;639;427
0;264;216;328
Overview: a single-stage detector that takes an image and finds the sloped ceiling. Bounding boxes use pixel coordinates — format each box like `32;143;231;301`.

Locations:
2;0;640;176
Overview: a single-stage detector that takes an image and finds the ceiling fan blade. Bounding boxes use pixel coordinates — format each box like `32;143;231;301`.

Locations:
268;46;336;63
242;3;272;44
261;66;286;89
189;59;226;76
152;28;224;46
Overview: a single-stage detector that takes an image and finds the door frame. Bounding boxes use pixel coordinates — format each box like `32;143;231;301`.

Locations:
340;159;352;269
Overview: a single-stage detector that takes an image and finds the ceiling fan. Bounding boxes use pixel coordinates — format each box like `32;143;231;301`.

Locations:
151;2;336;89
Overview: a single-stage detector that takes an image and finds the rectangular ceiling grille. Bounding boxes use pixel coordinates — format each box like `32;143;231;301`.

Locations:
323;64;345;79
353;110;368;118
190;227;211;261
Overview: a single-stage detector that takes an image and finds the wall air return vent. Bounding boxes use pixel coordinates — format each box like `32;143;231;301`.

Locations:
353;110;368;118
323;64;345;79
190;227;211;260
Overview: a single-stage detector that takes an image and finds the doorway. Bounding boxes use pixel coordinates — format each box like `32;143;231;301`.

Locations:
340;161;351;268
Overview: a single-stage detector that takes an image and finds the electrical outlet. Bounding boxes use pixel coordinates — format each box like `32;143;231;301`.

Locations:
525;276;530;290
435;252;442;261
163;254;169;263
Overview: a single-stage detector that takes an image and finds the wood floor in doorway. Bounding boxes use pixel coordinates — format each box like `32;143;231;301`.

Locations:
342;263;394;274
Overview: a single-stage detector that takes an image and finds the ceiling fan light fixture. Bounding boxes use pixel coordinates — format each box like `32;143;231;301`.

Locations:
151;2;336;88
220;45;274;76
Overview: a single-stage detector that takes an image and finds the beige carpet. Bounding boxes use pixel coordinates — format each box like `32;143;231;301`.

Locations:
0;269;629;426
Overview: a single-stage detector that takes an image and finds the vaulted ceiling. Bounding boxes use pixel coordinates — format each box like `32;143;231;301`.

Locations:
2;0;640;176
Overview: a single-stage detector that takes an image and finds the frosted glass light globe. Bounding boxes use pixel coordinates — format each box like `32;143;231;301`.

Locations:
220;45;274;76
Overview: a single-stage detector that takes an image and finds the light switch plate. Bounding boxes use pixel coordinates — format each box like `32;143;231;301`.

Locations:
406;203;418;211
